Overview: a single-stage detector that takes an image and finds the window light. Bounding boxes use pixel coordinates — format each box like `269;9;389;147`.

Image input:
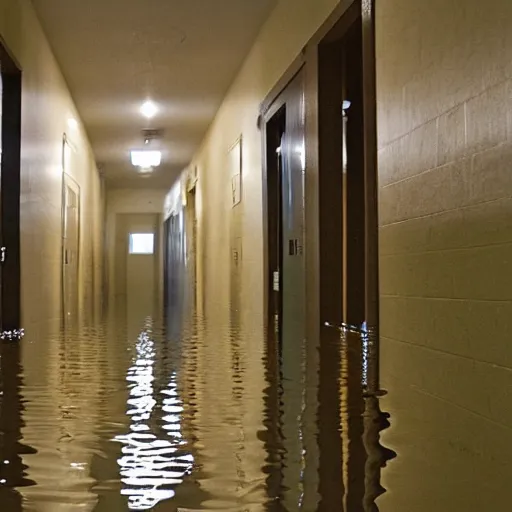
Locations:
129;233;155;254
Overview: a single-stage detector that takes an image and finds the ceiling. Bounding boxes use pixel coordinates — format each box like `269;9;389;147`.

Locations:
31;0;277;189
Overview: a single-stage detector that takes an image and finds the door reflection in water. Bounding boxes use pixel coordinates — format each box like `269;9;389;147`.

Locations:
0;297;394;511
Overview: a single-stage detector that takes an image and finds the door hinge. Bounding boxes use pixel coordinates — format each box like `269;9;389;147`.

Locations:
1;247;6;263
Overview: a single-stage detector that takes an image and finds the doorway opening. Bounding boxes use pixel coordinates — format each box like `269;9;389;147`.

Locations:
316;1;381;508
263;70;306;351
262;68;307;507
163;210;186;337
317;2;370;345
185;187;197;314
264;105;285;348
0;44;22;332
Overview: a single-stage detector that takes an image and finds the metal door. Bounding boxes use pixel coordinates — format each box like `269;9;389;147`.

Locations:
263;69;307;509
280;73;306;350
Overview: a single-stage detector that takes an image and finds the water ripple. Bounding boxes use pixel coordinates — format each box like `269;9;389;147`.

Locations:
0;305;394;511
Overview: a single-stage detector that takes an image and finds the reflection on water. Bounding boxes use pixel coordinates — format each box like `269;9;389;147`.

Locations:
0;302;395;511
114;326;193;510
0;337;36;511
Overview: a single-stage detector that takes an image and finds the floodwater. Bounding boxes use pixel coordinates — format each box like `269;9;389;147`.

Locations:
0;303;395;511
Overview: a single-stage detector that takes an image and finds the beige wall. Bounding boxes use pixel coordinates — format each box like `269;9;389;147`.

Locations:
106;189;166;311
114;214;159;339
377;0;512;510
0;0;104;334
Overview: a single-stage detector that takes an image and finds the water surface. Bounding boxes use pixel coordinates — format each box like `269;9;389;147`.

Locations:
0;308;394;511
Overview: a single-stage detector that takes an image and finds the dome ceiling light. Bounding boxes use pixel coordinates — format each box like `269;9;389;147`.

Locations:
140;100;158;119
130;150;162;168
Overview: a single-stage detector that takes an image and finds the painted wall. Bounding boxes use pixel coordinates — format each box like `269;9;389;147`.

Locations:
0;0;104;334
116;214;159;339
376;0;512;510
106;188;166;312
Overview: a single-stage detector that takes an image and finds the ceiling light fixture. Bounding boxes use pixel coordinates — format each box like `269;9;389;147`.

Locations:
140;100;158;119
131;150;162;168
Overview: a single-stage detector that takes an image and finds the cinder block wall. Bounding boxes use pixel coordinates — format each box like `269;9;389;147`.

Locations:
376;1;512;510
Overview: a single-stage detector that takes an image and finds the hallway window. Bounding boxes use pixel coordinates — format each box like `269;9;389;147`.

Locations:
129;233;154;254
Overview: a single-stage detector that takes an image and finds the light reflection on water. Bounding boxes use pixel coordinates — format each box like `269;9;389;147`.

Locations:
0;306;394;511
114;328;194;510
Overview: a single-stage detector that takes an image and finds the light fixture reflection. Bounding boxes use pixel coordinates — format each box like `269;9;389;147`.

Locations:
114;330;193;510
296;144;306;172
140;100;158;119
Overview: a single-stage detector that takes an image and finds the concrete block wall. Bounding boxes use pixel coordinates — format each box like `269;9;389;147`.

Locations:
376;0;512;510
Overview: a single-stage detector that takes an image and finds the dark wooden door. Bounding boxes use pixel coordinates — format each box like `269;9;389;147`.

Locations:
0;46;22;333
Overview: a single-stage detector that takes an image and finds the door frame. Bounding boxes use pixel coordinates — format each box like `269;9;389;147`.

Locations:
61;134;81;327
260;0;378;386
261;66;305;336
0;40;22;332
259;0;378;506
260;69;302;503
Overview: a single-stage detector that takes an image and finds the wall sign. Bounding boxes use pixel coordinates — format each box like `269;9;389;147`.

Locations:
229;136;242;207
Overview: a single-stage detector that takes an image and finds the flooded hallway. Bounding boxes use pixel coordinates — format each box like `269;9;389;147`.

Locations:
1;0;512;510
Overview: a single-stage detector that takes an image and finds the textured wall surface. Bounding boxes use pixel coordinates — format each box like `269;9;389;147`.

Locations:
376;0;512;510
0;0;104;336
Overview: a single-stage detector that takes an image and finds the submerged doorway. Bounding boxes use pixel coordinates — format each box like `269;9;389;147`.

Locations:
263;69;306;350
261;0;381;509
316;1;382;509
163;210;186;338
318;2;374;342
262;68;307;508
0;44;22;332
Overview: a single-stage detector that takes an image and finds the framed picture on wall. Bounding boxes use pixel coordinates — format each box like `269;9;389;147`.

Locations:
229;136;242;207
